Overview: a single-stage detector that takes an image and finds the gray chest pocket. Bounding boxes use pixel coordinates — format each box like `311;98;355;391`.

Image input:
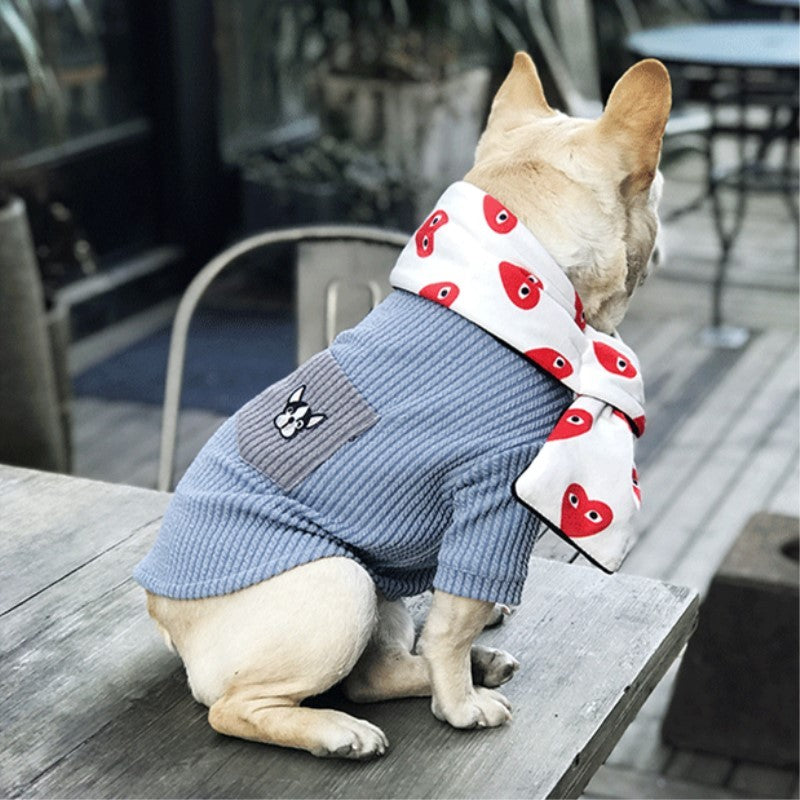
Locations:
237;350;378;490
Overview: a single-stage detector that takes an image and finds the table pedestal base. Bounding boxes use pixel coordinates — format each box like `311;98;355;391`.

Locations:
699;324;750;349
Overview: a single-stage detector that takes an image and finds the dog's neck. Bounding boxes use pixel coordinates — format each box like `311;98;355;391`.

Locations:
463;167;631;334
464;166;579;268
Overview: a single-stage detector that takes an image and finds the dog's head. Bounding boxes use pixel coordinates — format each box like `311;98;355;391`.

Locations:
465;53;671;333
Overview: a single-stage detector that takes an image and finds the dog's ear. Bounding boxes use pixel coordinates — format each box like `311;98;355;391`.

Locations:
597;59;671;197
485;52;556;132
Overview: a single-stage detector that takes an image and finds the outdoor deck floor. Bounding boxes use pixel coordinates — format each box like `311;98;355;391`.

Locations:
68;149;799;799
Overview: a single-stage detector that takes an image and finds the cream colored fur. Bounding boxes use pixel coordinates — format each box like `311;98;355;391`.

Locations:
145;53;671;760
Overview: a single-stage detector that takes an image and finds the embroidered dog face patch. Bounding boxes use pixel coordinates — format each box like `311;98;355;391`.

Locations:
273;386;326;439
238;351;378;490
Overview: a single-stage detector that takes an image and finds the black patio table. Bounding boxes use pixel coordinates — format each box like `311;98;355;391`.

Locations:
627;21;799;346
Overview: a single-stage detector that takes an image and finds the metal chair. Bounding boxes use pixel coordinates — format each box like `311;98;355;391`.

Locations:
157;225;408;491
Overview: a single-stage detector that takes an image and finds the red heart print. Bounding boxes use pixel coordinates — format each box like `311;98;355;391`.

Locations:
419;281;460;308
483;195;518;234
415;209;449;258
632;467;642;505
633;415;646;435
574;292;586;330
560;483;614;538
525;347;574;380
499;261;543;310
593;341;637;378
548;408;593;440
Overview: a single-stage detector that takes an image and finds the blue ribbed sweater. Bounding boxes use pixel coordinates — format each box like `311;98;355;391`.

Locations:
134;290;572;605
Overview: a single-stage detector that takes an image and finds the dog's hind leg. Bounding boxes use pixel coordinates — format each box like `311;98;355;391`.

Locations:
344;597;519;703
344;598;430;702
148;557;389;758
208;691;388;759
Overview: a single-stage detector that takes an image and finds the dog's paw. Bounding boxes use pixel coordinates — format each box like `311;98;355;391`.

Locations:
471;645;520;688
484;603;512;628
311;713;389;760
431;686;512;729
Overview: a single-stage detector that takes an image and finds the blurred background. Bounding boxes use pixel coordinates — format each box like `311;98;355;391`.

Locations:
0;2;797;796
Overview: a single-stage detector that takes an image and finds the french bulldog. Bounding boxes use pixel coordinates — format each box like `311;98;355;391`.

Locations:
139;53;671;760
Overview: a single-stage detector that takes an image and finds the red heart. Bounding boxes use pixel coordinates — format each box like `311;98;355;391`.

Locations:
632;468;642;505
419;281;460;308
499;261;543;310
593;341;637;378
574;292;586;330
560;483;614;538
633;415;646;435
483;195;518;234
415;209;449;258
548;408;593;440
525;347;574;380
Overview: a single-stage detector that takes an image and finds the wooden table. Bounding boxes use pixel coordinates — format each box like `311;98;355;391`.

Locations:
0;465;698;799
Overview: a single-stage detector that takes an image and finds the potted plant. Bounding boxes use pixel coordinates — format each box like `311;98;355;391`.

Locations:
218;0;516;230
313;0;497;219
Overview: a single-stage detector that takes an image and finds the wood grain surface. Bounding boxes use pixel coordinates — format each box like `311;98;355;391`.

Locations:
0;466;697;799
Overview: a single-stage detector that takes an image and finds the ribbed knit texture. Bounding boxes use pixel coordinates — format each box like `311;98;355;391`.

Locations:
134;290;572;605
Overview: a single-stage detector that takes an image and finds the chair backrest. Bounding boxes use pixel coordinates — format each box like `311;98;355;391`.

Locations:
547;0;602;105
295;240;400;363
519;0;604;117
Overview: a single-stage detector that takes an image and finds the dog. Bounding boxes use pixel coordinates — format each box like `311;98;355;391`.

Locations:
137;53;671;760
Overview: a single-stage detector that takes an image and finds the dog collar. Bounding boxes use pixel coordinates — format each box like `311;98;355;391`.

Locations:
390;180;646;572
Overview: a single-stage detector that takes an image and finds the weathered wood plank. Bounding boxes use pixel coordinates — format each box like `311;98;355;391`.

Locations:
70;396;142;451
630;341;798;587
625;269;798;336
1;517;160;653
533;529;580;563
668;392;799;589
0;465;169;614
634;658;683;721
1;582;179;797
635;331;743;470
